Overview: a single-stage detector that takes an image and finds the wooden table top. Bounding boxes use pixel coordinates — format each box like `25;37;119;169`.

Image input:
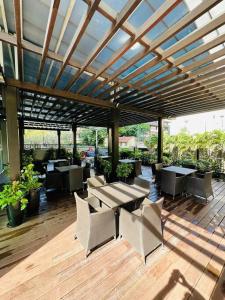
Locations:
162;166;197;175
48;159;68;163
90;182;147;209
119;159;136;164
55;165;81;172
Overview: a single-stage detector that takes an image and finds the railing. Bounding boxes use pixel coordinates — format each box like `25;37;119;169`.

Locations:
24;144;108;155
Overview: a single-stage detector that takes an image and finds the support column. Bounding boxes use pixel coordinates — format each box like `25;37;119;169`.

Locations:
72;123;77;160
109;109;119;178
57;129;61;158
19;118;24;165
157;117;163;163
107;126;112;155
0;120;8;166
4;86;20;180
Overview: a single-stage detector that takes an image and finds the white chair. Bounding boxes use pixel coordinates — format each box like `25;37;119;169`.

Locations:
120;197;164;264
74;193;116;256
66;167;83;192
132;177;150;196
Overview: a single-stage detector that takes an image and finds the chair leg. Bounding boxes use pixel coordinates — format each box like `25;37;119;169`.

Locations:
85;250;91;258
143;256;147;265
74;234;77;240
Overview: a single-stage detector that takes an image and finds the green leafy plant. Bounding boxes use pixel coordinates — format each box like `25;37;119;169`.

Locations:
133;150;142;160
47;148;56;160
100;160;112;178
22;152;33;167
21;164;42;191
119;148;134;159
116;163;133;181
196;160;211;173
0;181;28;210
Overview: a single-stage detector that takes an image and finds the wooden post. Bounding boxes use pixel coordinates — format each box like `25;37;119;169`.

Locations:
19;118;24;166
157;117;163;163
4;86;20;180
108;126;112;156
109;109;119;179
196;148;200;160
72;123;77;160
57;129;61;158
0;120;8;166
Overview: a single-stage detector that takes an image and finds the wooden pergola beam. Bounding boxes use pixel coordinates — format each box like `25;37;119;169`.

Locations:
64;0;143;91
90;0;221;95
7;79;163;118
76;0;181;94
114;46;225;106
13;0;23;80
51;0;101;88
36;0;60;84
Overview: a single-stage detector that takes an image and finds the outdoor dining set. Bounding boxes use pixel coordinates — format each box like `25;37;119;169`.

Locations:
44;158;214;263
74;175;164;264
155;163;214;202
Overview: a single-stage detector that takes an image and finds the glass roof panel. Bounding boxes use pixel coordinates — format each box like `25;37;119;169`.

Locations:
23;0;50;47
103;0;130;13
23;50;41;84
2;42;14;79
55;66;77;90
128;1;153;28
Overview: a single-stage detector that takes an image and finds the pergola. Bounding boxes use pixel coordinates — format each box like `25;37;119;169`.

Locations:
0;0;225;179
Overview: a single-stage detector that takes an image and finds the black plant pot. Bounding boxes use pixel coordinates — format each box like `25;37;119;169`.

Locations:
6;203;24;227
27;188;40;216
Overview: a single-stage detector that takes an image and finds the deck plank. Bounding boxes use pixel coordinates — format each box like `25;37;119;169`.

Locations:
1;179;225;299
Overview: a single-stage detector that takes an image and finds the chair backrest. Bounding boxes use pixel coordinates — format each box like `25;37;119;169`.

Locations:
87;175;105;188
155;163;163;171
83;167;91;182
141;197;164;241
45;172;62;190
55;160;69;168
204;171;212;182
85;162;91;168
134;177;150;190
68;167;83;191
160;170;176;193
74;193;91;240
135;160;142;176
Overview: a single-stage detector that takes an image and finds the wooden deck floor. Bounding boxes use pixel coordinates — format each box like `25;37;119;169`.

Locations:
1;178;225;299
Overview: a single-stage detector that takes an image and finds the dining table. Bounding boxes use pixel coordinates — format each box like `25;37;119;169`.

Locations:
89;181;148;210
119;159;136;164
55;164;80;173
48;159;68;164
162;165;197;176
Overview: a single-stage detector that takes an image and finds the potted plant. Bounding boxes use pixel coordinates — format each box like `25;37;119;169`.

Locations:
73;151;81;166
21;164;42;216
101;160;112;182
116;163;133;182
0;181;28;227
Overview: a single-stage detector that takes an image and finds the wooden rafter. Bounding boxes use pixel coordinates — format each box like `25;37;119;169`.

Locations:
51;0;101;88
36;0;60;84
13;0;23;80
90;0;221;96
7;79;163;118
76;0;182;94
44;0;76;86
64;0;143;90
